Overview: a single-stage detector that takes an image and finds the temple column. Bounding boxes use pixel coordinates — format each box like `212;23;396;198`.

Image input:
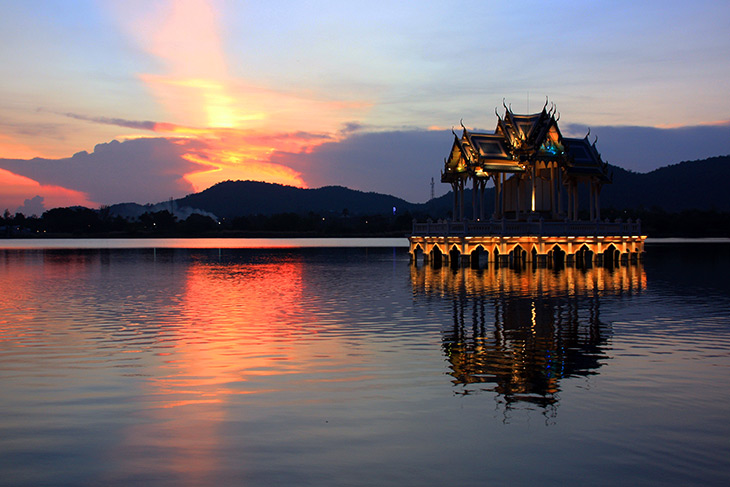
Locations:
595;185;601;220
573;183;579;221
558;169;564;217
459;179;465;221
550;164;557;219
516;177;521;221
531;165;537;213
566;181;572;221
500;173;506;219
472;177;477;221
452;182;458;221
480;180;485;220
589;182;595;221
493;175;499;219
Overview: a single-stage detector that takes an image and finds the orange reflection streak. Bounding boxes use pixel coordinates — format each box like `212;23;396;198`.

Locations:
130;257;315;483
411;263;646;298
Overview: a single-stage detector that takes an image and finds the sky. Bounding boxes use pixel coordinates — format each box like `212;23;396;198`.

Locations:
1;0;730;214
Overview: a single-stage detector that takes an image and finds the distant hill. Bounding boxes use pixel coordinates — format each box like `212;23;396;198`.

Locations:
601;155;730;212
172;180;414;219
107;155;730;221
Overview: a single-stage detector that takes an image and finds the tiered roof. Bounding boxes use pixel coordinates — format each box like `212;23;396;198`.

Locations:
442;100;610;183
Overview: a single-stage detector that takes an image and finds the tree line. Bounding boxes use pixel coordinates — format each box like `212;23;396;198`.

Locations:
3;205;730;238
1;207;416;237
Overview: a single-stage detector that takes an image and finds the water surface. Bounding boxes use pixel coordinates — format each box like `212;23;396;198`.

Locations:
1;242;729;486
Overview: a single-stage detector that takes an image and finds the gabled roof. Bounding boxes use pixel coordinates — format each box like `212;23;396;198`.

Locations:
563;137;610;181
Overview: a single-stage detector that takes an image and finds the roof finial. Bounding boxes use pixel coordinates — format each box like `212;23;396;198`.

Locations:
542;96;549;112
555;111;560;122
460;119;466;131
593;135;598;145
585;128;591;139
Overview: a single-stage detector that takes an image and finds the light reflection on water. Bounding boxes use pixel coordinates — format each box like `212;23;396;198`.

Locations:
411;264;646;417
0;244;729;486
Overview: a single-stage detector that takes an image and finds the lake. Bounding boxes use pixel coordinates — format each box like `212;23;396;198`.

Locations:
1;239;729;486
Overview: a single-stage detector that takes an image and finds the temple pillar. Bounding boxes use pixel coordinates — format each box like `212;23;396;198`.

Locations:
472;177;477;221
493;175;500;219
550;164;557;219
500;173;506;219
558;169;564;216
459;179;465;221
589;182;595;221
531;165;537;213
595;185;601;221
452;182;458;221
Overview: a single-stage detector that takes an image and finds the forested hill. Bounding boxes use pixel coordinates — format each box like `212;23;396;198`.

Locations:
601;155;730;212
175;180;414;219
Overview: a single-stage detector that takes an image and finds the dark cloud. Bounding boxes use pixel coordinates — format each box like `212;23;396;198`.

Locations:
271;129;451;203
0;138;207;205
563;122;730;172
16;195;45;217
60;112;158;131
272;122;730;202
340;121;365;134
0;119;65;138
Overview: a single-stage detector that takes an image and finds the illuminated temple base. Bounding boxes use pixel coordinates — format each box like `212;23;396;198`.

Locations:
408;234;646;267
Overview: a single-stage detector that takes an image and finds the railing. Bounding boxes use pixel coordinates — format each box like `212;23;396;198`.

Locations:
411;218;642;237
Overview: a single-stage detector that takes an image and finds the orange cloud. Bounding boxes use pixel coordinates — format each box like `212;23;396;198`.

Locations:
0;168;96;212
0;134;47;160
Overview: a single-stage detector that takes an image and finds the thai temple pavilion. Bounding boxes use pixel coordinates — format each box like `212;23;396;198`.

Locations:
409;100;646;266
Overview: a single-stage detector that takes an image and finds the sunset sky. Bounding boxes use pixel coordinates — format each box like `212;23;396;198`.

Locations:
1;0;730;214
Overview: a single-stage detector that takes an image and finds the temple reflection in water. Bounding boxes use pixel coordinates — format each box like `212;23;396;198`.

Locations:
411;261;646;417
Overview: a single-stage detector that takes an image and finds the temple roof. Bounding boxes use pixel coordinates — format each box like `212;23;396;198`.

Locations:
442;100;609;183
563;137;611;181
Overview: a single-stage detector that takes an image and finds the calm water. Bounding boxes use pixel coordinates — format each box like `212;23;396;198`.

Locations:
1;241;729;486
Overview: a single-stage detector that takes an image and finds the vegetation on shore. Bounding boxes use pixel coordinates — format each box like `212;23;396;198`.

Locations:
3;205;730;238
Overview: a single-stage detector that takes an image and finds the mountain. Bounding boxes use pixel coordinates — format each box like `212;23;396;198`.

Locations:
601;155;730;212
173;180;414;219
107;155;730;221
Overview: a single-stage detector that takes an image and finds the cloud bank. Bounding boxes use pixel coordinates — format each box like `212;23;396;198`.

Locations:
563;122;730;173
0;137;206;207
271;129;451;203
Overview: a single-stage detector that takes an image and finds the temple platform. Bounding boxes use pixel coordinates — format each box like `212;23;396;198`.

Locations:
409;219;646;267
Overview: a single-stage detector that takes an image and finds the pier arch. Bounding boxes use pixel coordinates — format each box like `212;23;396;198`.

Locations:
470;245;489;269
575;244;594;267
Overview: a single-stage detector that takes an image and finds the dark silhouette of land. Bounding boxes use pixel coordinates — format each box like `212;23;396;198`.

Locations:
3;155;730;237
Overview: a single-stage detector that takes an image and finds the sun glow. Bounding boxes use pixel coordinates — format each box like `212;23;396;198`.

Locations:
119;0;370;192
